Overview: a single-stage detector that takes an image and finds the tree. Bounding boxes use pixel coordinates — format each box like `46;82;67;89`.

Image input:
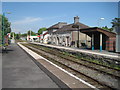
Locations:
38;27;47;35
21;33;27;37
0;15;2;31
102;26;113;32
0;15;2;46
111;18;120;27
0;14;11;35
0;14;11;46
10;32;15;39
15;34;20;40
27;30;36;36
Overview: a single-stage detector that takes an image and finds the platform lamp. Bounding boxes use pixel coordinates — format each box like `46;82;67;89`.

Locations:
2;12;11;46
72;24;80;48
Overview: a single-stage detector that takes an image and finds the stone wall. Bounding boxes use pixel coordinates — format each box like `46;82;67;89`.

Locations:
72;31;91;47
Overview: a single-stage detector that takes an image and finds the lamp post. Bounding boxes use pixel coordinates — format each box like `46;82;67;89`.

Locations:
98;18;104;52
30;30;31;41
2;13;5;45
98;18;105;27
72;24;80;48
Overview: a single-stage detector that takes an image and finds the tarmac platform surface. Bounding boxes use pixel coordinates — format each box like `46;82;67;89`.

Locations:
2;43;61;88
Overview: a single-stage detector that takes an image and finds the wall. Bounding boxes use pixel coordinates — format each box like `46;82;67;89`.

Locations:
72;31;91;48
27;36;39;42
116;34;120;52
113;26;120;52
48;28;91;48
106;37;116;52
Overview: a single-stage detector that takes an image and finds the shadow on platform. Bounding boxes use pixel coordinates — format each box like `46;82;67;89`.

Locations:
1;49;14;54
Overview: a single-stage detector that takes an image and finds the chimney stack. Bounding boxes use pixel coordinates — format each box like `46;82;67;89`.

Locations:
74;16;79;24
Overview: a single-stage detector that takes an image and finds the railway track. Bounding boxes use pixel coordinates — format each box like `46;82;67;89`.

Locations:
22;43;120;89
29;43;120;77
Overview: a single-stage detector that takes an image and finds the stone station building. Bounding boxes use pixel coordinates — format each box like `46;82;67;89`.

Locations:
47;16;91;48
47;16;116;52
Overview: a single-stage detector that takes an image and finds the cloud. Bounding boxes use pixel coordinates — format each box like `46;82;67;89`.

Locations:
11;17;43;33
12;17;42;25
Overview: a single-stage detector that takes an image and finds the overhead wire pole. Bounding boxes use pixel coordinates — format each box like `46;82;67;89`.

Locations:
27;31;29;41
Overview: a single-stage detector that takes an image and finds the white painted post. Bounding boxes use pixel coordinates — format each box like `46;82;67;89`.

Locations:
100;33;102;52
11;32;15;43
66;37;67;46
92;34;94;50
86;35;87;48
30;30;31;41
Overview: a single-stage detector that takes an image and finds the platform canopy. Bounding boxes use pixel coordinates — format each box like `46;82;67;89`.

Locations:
80;27;116;51
80;27;116;38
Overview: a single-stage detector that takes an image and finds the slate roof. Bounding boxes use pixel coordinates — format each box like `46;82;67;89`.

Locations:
47;23;60;30
55;22;89;33
47;21;116;38
80;27;116;37
47;22;67;30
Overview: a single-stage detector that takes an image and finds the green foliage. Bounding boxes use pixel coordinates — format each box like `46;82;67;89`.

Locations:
21;33;27;37
0;15;2;31
111;18;120;27
38;27;47;35
10;32;15;39
102;26;113;32
0;15;2;45
27;30;36;35
0;14;11;35
0;14;11;46
15;34;20;40
0;30;2;46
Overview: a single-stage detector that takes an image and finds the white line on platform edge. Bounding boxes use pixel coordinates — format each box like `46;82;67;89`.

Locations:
18;42;99;90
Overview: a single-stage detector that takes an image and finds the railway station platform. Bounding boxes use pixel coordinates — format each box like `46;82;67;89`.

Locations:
31;42;120;60
2;43;66;88
17;42;97;89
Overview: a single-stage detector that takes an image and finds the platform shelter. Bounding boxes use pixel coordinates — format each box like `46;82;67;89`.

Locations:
80;27;116;52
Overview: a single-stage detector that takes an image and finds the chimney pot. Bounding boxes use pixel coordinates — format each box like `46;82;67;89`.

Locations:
74;16;79;24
